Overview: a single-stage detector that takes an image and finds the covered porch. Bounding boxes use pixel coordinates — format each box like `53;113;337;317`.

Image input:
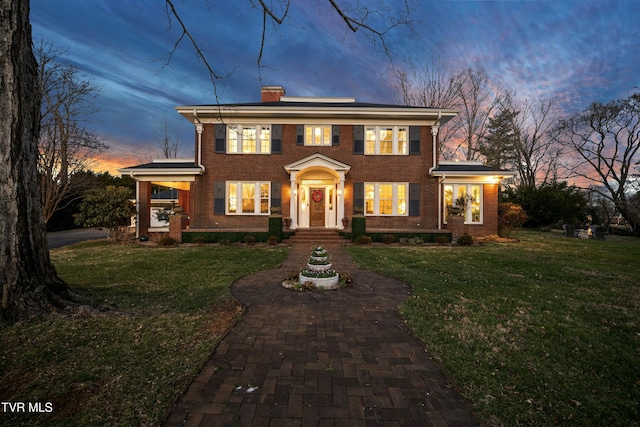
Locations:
118;159;203;238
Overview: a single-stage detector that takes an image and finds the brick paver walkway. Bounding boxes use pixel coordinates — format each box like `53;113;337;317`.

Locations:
164;243;478;426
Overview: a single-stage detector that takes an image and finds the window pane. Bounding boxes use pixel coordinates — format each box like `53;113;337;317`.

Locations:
242;183;255;213
397;127;407;154
471;185;481;222
260;183;269;214
323;125;331;145
379;184;392;215
380;128;393;154
397;184;406;215
228;183;237;213
228;126;239;153
314;126;322;145
365;128;376;154
260;126;270;153
444;185;453;208
242;127;256;153
305;126;313;145
365;184;375;214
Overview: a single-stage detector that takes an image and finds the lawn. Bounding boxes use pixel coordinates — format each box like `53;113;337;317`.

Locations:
347;231;640;426
0;241;289;427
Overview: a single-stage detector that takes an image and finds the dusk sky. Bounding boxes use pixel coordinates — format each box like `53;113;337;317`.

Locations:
30;0;640;174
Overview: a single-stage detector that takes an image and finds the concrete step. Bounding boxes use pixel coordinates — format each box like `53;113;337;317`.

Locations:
285;229;346;243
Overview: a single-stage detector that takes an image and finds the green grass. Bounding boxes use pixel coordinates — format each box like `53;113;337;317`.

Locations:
0;241;289;427
347;231;640;426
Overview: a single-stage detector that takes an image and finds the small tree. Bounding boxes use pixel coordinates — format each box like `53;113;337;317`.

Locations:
504;181;589;228
498;203;527;237
75;186;136;240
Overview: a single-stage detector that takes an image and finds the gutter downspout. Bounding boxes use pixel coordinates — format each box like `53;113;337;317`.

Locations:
438;175;445;230
193;109;204;170
432;111;441;170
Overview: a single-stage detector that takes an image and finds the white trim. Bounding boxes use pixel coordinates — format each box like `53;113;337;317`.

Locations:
365;126;408;155
226;181;271;215
364;183;409;216
176;106;457;126
284;153;351;173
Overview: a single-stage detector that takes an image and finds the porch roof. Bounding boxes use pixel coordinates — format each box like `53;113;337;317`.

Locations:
118;159;203;180
430;161;515;177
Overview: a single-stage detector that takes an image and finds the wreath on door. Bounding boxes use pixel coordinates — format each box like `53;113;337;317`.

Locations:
311;189;323;203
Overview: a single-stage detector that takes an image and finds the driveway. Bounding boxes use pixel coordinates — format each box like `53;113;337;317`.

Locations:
47;228;109;249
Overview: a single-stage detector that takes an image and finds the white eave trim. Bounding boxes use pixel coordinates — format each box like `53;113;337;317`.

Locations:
176;105;458;125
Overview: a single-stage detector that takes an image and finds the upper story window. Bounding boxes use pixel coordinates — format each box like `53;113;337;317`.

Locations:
444;184;483;223
365;126;407;155
227;125;271;154
305;125;332;146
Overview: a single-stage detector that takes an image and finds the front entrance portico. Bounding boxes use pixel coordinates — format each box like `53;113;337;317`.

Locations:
284;154;351;230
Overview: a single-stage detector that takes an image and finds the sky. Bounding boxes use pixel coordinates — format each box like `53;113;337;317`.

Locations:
30;0;640;175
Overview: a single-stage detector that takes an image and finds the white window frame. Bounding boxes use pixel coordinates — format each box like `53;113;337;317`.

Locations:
304;125;332;146
226;181;270;215
364;183;408;216
444;184;483;224
365;126;408;155
227;125;271;154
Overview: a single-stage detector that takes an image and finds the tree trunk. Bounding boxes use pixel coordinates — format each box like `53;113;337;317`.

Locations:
1;0;71;321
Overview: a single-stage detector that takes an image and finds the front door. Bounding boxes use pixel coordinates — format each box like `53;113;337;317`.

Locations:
310;188;325;227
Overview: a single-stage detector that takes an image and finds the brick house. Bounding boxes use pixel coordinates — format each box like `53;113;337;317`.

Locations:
119;86;513;240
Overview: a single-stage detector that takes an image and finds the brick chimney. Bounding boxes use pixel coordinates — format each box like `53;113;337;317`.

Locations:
261;86;285;102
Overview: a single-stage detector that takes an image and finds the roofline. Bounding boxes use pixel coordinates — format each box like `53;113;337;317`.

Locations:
429;167;516;177
175;105;457;126
118;167;204;177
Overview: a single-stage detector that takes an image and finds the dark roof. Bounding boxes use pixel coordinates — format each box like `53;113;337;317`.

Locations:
192;101;451;110
120;161;200;170
431;164;509;173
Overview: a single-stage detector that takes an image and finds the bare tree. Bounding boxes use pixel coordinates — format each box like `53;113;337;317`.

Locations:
155;118;182;158
395;57;464;158
164;0;414;100
1;0;74;321
499;94;560;186
454;68;504;160
35;39;107;223
1;0;414;321
554;91;640;233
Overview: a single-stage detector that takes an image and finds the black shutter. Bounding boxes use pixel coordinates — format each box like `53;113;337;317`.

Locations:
271;182;281;208
353;125;364;154
409;126;420;155
271;124;282;153
332;125;340;146
214;181;225;214
409;183;420;216
296;125;304;145
353;182;364;214
214;124;226;153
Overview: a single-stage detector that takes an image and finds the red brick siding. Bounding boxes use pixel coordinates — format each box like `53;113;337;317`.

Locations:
188;123;498;234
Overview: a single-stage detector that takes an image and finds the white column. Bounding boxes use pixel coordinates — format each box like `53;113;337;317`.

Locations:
289;172;298;230
337;174;345;230
431;125;439;169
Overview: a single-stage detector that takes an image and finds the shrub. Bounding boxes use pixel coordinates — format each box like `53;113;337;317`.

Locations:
354;235;372;245
193;237;207;245
434;235;450;245
457;234;474;246
408;237;423;245
243;235;257;245
381;234;396;244
158;236;178;246
498;203;528;237
267;236;278;245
